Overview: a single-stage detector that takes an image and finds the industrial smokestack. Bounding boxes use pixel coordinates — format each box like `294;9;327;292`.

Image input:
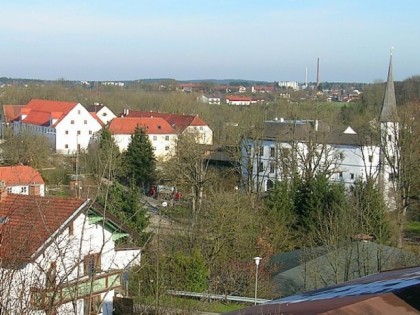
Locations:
316;57;320;88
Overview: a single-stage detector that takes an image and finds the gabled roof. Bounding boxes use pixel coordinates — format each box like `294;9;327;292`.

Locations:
380;53;398;122
0;194;89;263
122;110;208;131
108;117;177;135
20;99;79;127
0;165;44;186
226;96;253;101
2;105;25;123
86;104;105;113
25;99;78;113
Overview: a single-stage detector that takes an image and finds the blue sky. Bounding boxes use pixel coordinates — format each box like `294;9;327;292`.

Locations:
1;0;419;82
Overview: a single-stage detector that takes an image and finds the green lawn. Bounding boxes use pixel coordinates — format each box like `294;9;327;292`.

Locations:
406;221;420;235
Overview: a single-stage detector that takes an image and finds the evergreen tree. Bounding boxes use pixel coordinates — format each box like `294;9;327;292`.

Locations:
121;126;156;191
97;182;149;245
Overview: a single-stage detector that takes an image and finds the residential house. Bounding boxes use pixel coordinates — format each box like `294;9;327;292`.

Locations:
12;99;103;154
0;165;45;196
241;55;398;208
199;95;221;105
0;192;141;314
108;116;178;159
121;109;213;145
226;96;264;106
251;86;276;93
86;104;116;126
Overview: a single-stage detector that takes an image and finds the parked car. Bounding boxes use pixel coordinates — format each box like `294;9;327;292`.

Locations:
147;185;182;201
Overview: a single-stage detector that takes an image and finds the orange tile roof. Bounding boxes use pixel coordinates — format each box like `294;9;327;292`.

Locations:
108;117;176;135
20;99;78;127
26;99;77;113
123;110;207;131
226;96;253;101
0;165;44;185
0;194;88;263
2;105;25;123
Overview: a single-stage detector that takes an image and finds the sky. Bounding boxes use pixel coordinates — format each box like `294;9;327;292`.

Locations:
1;0;419;83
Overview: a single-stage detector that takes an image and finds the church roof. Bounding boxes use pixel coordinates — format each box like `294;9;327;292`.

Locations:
380;53;398;122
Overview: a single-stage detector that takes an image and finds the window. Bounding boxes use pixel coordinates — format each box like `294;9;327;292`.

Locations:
71;120;74;124
65;144;69;149
165;146;170;151
65;130;69;135
259;146;264;156
388;135;392;141
200;126;203;130
270;147;275;158
89;130;92;135
77;130;81;135
165;135;170;141
84;120;87;124
6;187;12;194
20;187;27;194
153;136;157;141
350;173;355;180
269;162;275;174
258;162;264;173
339;172;343;178
84;253;101;277
389;172;395;181
368;155;373;162
77;110;81;115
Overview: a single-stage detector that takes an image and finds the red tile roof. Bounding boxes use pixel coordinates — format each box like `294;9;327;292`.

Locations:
0;166;44;185
226;96;253;101
108;117;176;135
20;99;78;127
2;105;25;123
0;194;88;263
26;99;77;113
123;110;207;131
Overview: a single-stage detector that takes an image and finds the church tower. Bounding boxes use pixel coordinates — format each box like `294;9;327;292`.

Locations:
378;50;399;208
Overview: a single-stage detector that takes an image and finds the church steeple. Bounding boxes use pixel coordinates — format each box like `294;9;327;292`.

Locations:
380;50;398;122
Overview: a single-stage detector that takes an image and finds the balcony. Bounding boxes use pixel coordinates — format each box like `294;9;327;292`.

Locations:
31;270;122;310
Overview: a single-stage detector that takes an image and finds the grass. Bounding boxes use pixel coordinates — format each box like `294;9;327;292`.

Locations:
406;221;420;235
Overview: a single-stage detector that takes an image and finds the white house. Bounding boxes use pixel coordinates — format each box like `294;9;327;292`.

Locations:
121;110;213;146
242;55;398;208
12;99;103;154
0;192;141;314
0;165;45;196
108;116;178;160
87;104;116;126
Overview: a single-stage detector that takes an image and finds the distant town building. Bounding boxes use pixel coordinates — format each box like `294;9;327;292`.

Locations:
278;81;299;91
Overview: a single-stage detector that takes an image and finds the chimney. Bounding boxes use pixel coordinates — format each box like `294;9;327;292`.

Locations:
316;57;320;88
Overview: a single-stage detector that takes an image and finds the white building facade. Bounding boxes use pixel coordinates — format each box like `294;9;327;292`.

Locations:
0;194;141;314
12;99;103;154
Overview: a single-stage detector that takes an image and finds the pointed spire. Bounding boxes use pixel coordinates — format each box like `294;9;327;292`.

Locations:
380;49;398;122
